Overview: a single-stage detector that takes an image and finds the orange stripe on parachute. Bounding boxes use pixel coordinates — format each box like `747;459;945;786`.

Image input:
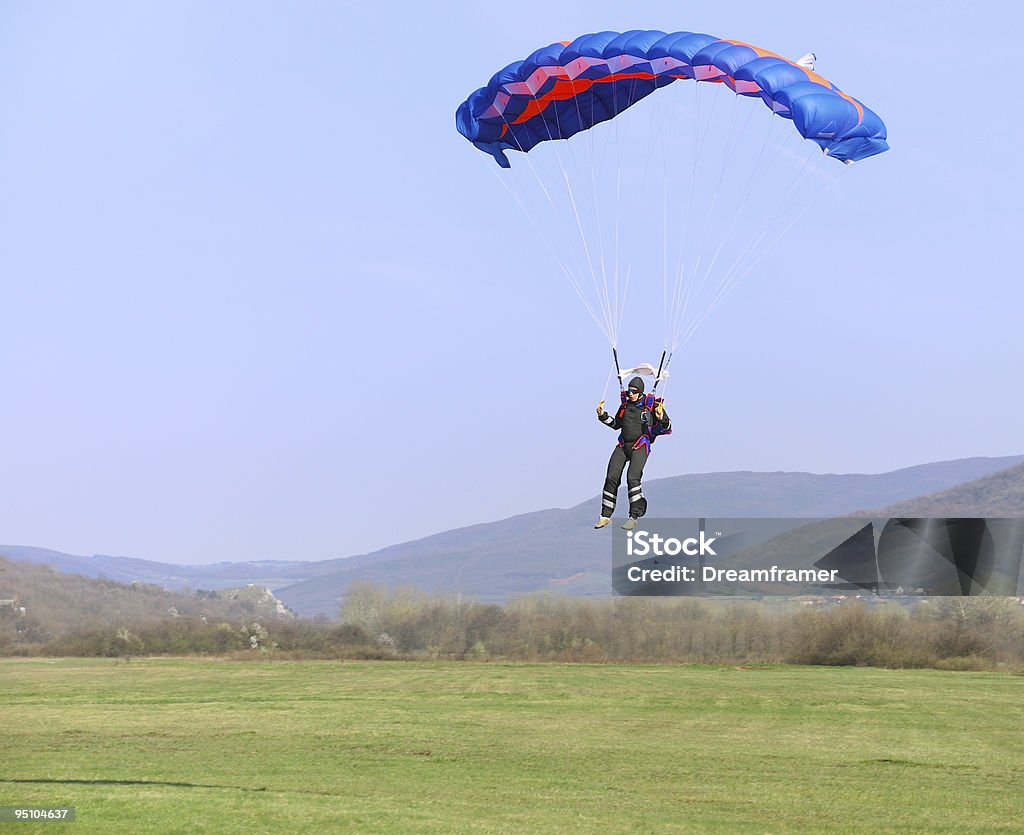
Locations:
723;40;864;122
508;47;863;129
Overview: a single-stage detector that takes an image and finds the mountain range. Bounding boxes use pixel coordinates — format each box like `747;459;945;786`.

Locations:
4;455;1023;618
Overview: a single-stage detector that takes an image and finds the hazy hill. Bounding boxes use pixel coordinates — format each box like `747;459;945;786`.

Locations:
4;455;1022;618
869;462;1024;516
0;546;317;591
0;556;293;646
274;455;1024;616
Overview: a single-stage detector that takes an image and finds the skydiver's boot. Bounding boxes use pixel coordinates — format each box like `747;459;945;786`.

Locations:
621;517;638;531
627;481;647;519
594;517;612;529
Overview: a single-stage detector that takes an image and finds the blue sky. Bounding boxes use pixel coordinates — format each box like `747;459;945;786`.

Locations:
2;1;1021;564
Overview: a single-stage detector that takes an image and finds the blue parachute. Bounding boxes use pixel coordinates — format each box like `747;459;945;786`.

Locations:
456;30;888;168
455;30;889;376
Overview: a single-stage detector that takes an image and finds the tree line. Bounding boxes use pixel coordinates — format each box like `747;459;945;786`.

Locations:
3;580;1023;670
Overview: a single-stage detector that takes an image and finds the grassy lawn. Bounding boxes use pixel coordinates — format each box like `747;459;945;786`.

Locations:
1;658;1022;833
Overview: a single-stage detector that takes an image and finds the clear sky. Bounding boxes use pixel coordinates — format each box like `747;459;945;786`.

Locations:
2;1;1021;564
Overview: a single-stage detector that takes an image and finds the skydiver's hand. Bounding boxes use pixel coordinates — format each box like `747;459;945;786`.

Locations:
597;400;606;417
655;402;665;421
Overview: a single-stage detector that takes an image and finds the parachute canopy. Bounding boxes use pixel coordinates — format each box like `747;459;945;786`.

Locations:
456;30;888;168
455;30;888;391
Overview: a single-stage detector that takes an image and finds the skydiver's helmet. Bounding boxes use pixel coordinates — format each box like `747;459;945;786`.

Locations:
627;377;645;396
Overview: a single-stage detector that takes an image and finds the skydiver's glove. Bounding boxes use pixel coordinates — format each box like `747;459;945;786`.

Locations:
654;402;665;421
597;400;606;418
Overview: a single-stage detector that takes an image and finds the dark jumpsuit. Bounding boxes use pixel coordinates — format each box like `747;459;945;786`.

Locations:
598;398;671;519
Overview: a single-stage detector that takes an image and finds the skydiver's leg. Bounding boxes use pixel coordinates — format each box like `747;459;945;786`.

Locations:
601;446;628;518
626;446;649;518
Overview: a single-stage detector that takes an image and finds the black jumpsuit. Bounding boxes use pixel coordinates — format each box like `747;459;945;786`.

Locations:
598;399;671;519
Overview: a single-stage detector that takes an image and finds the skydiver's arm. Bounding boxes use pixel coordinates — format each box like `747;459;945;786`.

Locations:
597;405;619;430
655;402;671;432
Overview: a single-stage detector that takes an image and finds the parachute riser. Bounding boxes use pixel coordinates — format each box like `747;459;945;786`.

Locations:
652;350;667;392
655;351;674;393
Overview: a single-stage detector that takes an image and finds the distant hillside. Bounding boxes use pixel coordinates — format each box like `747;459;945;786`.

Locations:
0;546;318;591
274;456;1024;616
870;462;1024;516
5;455;1022;619
0;557;293;648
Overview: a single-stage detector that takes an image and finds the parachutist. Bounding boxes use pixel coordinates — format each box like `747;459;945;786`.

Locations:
594;376;672;529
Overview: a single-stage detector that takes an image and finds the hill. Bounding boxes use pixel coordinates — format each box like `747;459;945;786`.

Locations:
0;556;293;651
4;456;1022;618
273;455;1024;616
869;462;1024;516
0;546;317;591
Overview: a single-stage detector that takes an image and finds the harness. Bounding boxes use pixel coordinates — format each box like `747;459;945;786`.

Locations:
616;392;671;451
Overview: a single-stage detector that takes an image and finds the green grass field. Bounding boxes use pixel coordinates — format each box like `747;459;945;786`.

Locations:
2;658;1022;833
